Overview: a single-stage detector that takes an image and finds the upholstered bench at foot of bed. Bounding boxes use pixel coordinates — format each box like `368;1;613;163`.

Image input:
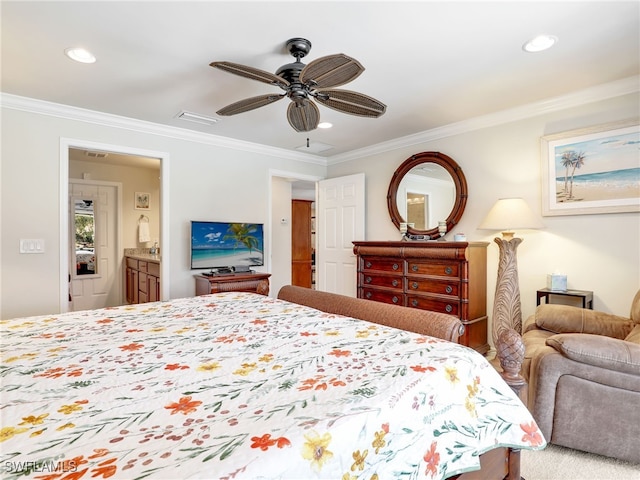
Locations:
277;285;464;343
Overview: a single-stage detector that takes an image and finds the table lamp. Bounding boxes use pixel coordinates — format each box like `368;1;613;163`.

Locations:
479;198;544;345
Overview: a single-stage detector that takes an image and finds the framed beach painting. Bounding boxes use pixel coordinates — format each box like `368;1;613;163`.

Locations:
541;120;640;216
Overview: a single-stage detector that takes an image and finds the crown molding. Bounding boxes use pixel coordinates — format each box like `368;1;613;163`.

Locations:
0;93;327;166
2;75;638;168
327;75;640;165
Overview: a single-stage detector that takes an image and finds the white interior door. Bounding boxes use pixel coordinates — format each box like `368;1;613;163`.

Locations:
69;180;120;311
317;173;365;296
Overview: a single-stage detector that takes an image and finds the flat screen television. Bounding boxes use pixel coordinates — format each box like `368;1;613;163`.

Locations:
190;221;264;271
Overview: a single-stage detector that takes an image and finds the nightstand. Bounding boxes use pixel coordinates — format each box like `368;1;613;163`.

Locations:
536;288;593;309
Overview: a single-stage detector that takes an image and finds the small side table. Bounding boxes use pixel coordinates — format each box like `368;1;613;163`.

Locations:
536;288;593;309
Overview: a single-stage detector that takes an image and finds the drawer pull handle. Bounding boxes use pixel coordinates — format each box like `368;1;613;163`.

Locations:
445;304;453;313
392;296;399;304
392;263;399;271
411;299;418;307
366;292;372;299
392;279;399;287
411;265;418;272
445;266;453;275
445;285;453;294
366;261;372;268
366;276;372;283
412;282;418;289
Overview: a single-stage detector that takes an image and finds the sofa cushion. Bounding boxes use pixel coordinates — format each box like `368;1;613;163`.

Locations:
625;324;640;344
546;333;640;375
534;304;633;339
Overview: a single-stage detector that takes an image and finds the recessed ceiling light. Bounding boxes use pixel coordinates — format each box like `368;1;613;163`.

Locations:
318;122;333;129
65;47;96;64
523;35;558;53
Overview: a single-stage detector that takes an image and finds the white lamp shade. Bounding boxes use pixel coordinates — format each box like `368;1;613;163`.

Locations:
478;198;544;231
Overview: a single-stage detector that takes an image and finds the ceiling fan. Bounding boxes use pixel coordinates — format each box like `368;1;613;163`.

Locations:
210;38;386;132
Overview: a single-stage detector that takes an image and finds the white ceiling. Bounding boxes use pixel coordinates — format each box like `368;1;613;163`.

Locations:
2;1;639;158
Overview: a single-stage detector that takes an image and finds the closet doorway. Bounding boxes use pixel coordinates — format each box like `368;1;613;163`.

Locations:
291;198;315;289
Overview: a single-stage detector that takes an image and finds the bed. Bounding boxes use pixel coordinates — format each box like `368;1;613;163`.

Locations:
1;287;545;479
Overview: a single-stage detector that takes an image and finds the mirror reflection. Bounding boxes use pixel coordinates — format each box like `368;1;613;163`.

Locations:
387;152;467;239
74;199;97;275
397;163;456;230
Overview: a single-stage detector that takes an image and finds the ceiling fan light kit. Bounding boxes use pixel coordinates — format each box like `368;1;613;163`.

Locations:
210;38;386;132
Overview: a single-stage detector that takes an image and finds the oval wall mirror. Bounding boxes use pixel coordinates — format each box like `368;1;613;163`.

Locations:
386;152;468;239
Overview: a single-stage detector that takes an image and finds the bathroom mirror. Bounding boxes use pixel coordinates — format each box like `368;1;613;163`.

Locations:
387;152;467;239
74;198;97;275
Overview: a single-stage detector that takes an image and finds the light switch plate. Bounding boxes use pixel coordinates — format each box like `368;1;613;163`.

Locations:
20;239;45;254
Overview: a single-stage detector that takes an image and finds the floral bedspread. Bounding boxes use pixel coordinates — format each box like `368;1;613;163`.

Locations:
1;292;545;479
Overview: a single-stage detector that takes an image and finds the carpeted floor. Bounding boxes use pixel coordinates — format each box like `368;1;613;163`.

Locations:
521;443;640;479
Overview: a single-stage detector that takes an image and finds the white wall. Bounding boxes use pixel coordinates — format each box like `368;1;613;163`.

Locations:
1;105;326;318
328;93;640;324
2;91;637;324
270;177;293;297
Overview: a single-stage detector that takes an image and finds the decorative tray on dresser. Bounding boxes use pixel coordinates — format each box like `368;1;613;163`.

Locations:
353;240;489;354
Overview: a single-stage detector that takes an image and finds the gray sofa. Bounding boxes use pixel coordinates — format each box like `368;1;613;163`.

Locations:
522;289;640;463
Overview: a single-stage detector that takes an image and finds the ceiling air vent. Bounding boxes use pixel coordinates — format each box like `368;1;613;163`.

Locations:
296;141;333;154
84;150;108;159
176;110;220;126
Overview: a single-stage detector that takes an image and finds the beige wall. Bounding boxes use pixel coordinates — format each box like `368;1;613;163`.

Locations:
328;93;640;322
69;159;161;249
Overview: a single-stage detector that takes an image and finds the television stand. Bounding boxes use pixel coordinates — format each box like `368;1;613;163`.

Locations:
194;272;271;296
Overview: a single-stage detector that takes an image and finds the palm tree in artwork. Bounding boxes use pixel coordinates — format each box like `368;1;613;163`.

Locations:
223;223;259;253
567;151;586;199
560;151;575;195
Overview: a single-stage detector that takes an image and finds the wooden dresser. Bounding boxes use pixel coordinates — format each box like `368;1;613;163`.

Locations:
353;241;489;353
194;272;271;296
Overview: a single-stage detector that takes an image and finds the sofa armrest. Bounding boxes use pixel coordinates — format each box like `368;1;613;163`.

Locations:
534;304;633;339
546;333;640;375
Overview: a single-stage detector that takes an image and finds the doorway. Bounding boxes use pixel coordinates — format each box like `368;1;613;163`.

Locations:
59;138;170;313
269;171;320;297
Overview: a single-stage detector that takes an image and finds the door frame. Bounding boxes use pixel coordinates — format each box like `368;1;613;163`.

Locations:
59;138;171;312
268;169;322;294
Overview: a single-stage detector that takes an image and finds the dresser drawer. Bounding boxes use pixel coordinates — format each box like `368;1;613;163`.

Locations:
407;261;460;278
406;277;459;296
361;273;403;290
361;288;404;306
407;295;460;316
361;257;403;273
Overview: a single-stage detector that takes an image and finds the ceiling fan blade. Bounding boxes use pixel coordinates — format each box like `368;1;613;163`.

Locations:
216;93;285;116
287;101;320;132
314;89;386;117
299;54;364;89
210;61;289;88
